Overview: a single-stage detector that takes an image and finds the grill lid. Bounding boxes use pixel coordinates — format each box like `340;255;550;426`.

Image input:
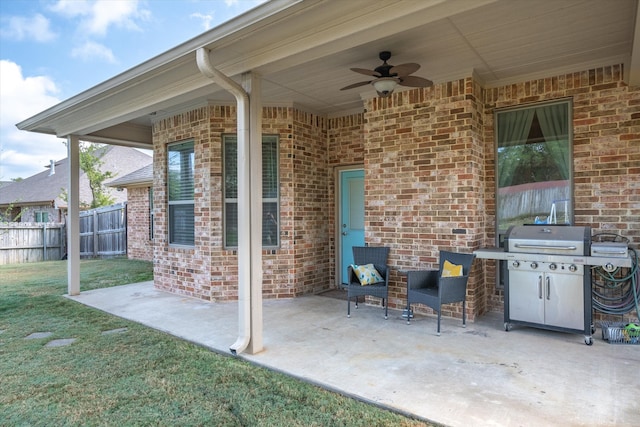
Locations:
505;225;590;256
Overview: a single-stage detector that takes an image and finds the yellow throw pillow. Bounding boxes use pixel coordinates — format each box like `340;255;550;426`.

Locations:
442;260;463;277
352;263;384;285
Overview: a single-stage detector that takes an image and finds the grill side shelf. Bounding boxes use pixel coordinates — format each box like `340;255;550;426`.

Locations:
473;248;631;268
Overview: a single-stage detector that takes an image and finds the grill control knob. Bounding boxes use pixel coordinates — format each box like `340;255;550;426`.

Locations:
549;263;557;271
512;261;520;268
569;264;577;273
530;262;538;269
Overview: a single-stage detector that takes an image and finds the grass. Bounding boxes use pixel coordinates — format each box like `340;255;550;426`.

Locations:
0;259;431;426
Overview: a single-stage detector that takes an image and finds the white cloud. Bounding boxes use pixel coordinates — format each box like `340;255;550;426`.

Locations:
49;0;93;17
50;0;149;37
1;13;57;42
70;41;117;63
0;61;60;127
86;0;147;36
0;60;67;180
190;12;214;31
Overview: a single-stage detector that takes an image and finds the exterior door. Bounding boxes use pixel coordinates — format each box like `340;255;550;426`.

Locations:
339;169;365;285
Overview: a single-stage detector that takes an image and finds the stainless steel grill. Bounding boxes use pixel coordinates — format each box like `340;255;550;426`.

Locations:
475;225;632;345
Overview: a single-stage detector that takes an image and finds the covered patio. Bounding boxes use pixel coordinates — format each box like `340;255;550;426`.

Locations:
67;281;639;427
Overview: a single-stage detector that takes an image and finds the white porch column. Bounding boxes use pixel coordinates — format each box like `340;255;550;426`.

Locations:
67;135;81;295
244;72;263;354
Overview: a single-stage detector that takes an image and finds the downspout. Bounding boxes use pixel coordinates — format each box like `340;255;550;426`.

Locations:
196;48;251;355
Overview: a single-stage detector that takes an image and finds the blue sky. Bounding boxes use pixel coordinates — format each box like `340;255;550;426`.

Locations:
0;0;264;181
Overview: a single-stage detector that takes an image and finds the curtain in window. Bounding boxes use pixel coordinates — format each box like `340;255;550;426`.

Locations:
536;103;570;180
496;109;535;187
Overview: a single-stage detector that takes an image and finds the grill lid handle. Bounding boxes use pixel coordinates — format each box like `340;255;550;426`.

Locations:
514;244;577;251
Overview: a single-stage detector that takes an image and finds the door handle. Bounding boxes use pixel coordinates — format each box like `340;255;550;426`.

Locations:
538;276;543;299
342;231;348;236
546;276;550;300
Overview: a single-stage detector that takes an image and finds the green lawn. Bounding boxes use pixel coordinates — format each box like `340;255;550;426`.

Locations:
0;259;431;426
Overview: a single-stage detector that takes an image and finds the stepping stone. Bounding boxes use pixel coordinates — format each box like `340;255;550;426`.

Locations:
102;327;128;335
45;338;76;348
25;332;53;340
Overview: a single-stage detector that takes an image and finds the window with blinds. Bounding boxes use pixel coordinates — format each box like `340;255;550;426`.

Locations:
223;134;279;248
167;140;195;246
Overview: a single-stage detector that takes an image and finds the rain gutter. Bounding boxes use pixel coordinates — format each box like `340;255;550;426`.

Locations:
196;47;252;355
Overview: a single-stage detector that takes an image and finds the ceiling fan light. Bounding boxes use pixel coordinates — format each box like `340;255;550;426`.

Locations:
372;77;398;97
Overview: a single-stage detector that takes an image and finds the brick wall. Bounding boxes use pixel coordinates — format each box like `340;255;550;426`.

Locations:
291;110;330;295
153;106;214;300
152;105;328;301
125;186;153;261
341;64;638;322
148;64;638;324
327;114;366;284
482;64;640;317
362;78;486;320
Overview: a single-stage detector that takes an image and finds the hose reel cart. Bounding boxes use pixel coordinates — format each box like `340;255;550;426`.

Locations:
591;233;640;344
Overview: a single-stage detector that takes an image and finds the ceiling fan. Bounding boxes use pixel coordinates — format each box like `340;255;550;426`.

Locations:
340;51;433;97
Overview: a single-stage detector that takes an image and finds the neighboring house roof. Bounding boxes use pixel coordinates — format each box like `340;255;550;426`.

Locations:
107;163;153;188
0;146;152;209
15;0;638;146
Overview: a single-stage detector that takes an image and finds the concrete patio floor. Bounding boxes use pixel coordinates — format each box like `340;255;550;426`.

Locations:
66;281;639;427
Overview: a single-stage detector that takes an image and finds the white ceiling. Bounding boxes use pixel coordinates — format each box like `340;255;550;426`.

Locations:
18;0;639;146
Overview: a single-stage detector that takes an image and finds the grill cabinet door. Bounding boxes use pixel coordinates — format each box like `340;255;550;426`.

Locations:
508;270;545;324
544;271;584;330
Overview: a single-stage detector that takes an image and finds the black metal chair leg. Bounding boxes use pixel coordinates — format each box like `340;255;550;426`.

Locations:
463;300;466;328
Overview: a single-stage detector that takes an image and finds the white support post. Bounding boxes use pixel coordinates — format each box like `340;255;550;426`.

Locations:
67;135;81;295
245;72;263;354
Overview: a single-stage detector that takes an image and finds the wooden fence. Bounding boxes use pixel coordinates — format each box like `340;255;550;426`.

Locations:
80;203;127;258
0;203;127;264
0;223;65;264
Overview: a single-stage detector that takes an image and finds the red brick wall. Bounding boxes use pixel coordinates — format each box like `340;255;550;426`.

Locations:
291;110;330;295
482;64;640;317
327;114;366;285
153;107;214;300
148;64;638;325
362;78;486;320
125;186;153;261
152;105;328;301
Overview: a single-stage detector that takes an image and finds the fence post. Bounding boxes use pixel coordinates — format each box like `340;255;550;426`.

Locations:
43;223;47;261
93;209;99;257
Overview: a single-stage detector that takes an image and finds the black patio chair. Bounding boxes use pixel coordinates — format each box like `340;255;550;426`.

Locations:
346;246;390;319
406;250;475;335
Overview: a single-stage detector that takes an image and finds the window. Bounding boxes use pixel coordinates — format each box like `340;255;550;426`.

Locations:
495;100;572;235
35;211;49;223
167;141;194;246
223;134;279;248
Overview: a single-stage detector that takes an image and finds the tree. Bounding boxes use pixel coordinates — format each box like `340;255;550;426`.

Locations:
62;141;116;208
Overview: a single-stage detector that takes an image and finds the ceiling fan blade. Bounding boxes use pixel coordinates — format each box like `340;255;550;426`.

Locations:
340;80;372;90
350;68;381;77
399;75;433;88
390;63;420;77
